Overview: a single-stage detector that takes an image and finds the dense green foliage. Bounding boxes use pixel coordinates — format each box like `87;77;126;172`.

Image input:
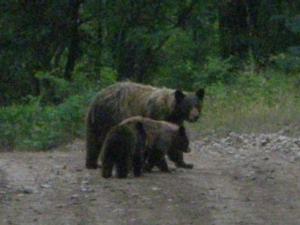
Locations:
0;93;91;150
0;1;300;150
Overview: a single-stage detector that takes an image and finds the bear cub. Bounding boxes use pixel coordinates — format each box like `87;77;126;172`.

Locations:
100;116;190;178
100;120;146;178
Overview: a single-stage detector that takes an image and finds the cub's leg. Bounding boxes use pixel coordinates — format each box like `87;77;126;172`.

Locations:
143;149;156;172
155;157;170;172
168;150;193;169
116;153;129;178
102;160;114;178
133;151;143;177
144;149;170;173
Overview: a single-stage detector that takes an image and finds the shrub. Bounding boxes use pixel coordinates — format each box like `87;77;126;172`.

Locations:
195;57;236;86
0;91;95;150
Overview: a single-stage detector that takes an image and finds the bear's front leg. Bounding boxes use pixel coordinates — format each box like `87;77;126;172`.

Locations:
175;151;193;169
175;160;194;169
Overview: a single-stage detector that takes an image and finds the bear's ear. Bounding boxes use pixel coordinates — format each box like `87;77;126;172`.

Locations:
175;90;185;103
196;88;205;101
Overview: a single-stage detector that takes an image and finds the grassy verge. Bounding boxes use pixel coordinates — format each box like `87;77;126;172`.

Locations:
1;69;299;150
0;91;95;150
191;70;300;136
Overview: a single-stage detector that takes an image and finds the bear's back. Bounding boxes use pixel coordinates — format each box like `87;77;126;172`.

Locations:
119;116;178;152
92;82;175;122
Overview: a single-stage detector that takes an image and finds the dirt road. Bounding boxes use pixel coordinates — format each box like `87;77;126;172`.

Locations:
1;132;300;225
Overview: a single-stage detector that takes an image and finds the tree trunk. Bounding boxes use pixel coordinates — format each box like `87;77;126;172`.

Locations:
219;0;249;59
64;0;82;81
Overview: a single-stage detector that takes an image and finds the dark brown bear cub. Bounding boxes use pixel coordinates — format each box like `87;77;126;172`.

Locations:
144;125;189;173
100;121;146;178
100;116;190;178
86;82;204;169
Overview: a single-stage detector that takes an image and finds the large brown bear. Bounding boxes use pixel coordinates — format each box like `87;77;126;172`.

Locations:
100;116;190;178
86;81;204;169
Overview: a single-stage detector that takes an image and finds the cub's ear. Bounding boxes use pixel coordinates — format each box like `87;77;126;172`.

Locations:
196;88;205;101
175;90;185;103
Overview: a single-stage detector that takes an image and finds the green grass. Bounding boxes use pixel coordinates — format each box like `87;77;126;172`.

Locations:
0;91;95;150
191;70;300;136
1;69;299;150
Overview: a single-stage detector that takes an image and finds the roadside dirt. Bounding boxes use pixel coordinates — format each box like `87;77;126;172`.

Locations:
0;131;300;225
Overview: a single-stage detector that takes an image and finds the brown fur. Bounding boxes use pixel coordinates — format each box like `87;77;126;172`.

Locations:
86;82;204;169
100;118;146;178
100;116;189;177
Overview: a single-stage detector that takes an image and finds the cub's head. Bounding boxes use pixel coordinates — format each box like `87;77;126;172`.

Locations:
169;88;205;124
171;126;190;153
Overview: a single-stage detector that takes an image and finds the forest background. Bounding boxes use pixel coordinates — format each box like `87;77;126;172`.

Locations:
0;0;299;150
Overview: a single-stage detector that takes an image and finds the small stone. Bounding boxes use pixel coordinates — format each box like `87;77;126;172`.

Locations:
56;204;64;208
234;154;240;159
40;184;51;189
151;186;160;191
70;194;79;199
112;208;124;213
130;218;137;222
294;156;300;162
81;180;89;185
261;137;270;146
16;193;24;198
80;187;94;193
21;186;35;194
81;187;88;192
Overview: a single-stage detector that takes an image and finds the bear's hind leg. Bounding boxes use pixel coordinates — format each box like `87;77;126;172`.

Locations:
86;125;105;169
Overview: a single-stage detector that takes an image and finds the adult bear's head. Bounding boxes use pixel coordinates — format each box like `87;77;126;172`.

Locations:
168;88;205;124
